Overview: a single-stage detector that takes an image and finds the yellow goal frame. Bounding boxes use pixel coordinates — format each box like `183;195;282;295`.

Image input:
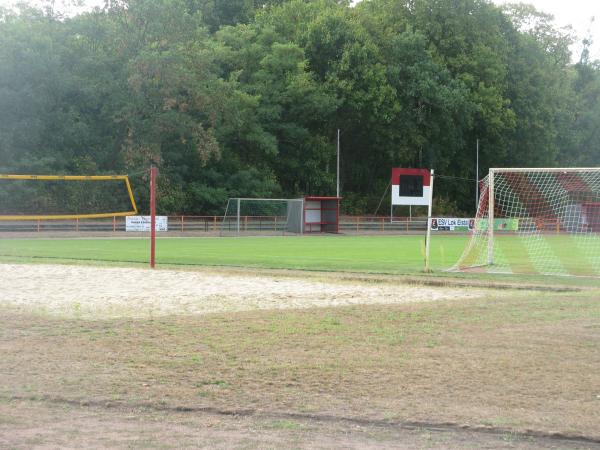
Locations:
0;174;138;220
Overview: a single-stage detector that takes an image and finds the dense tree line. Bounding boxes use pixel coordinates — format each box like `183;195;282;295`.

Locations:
0;0;598;215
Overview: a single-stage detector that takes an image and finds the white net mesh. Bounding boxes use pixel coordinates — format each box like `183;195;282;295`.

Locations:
220;198;304;236
454;169;600;277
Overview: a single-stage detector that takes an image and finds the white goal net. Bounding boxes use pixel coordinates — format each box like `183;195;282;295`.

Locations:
454;168;600;277
220;198;304;236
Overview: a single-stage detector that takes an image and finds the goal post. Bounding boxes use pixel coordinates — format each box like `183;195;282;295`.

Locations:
487;169;494;266
454;167;600;277
220;198;304;236
0;174;138;220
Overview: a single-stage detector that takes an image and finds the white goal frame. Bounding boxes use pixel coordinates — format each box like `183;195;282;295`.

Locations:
455;167;600;277
221;197;305;236
487;167;600;266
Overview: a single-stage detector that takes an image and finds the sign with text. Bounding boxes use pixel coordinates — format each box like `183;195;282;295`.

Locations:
431;218;474;231
126;216;168;232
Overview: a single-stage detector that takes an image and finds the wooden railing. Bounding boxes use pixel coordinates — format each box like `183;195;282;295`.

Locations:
0;215;577;234
0;215;428;233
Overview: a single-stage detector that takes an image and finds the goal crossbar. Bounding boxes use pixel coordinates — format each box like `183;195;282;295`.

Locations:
489;168;600;173
229;198;302;202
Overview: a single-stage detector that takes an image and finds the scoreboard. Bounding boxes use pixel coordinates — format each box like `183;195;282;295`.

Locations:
391;168;431;206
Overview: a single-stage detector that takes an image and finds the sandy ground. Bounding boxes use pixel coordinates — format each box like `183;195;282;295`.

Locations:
1;263;599;448
0;263;488;319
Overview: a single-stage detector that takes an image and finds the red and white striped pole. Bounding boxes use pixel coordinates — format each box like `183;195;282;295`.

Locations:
150;165;158;268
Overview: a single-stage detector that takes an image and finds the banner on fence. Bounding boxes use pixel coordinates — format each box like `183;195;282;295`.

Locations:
431;218;474;231
126;216;168;232
432;218;519;232
475;218;519;231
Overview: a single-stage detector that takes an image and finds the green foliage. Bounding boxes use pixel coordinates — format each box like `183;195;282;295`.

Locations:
1;0;598;216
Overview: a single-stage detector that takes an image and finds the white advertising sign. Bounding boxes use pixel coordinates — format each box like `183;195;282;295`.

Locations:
126;216;168;232
431;218;474;231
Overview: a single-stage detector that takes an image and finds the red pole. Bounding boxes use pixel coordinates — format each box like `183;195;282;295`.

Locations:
150;166;157;268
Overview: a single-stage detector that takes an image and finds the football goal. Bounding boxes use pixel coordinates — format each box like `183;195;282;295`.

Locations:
0;174;138;220
454;168;600;277
220;198;304;236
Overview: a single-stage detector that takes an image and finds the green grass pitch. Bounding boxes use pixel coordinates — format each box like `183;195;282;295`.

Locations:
0;235;468;274
0;234;598;280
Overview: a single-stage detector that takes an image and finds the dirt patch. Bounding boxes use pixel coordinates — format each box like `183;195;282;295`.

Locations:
1;398;598;449
1;264;600;447
2;293;600;439
0;263;492;319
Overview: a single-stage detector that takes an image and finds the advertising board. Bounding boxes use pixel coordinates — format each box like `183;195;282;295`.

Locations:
126;216;168;232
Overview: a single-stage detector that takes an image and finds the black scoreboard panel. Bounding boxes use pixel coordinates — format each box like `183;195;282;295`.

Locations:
399;174;424;197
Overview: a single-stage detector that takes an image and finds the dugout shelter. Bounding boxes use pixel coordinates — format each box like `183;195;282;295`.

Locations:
303;196;341;233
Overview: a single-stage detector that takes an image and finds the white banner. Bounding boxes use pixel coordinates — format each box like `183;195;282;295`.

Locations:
431;217;474;231
126;216;168;232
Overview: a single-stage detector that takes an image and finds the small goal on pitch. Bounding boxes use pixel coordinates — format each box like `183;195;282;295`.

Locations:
453;168;600;277
220;198;305;236
220;197;341;236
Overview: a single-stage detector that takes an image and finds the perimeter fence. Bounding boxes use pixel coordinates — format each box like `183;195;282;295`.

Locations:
0;215;430;234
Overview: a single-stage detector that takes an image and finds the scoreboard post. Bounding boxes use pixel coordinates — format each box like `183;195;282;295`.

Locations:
391;168;435;272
